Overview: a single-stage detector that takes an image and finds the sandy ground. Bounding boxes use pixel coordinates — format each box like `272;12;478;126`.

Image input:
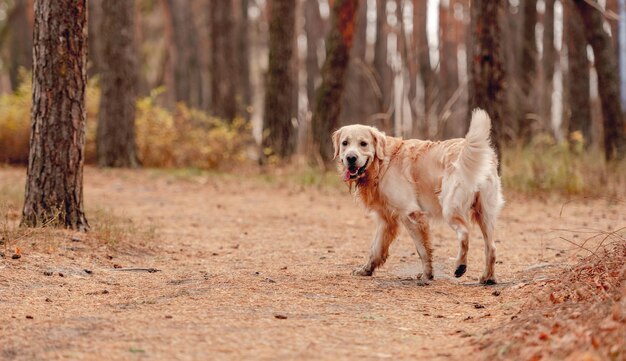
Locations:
0;166;624;360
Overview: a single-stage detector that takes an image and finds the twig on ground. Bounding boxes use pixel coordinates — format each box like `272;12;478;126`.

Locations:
110;268;161;273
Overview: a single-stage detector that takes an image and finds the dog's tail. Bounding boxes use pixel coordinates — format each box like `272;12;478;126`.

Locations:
455;108;495;190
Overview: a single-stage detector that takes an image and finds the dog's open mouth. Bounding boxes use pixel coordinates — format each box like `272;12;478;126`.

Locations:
343;158;369;182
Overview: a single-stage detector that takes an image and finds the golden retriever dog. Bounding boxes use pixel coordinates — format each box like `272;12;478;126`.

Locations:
333;109;504;284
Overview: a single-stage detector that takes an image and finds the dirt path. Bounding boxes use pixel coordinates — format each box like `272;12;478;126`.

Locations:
1;167;624;360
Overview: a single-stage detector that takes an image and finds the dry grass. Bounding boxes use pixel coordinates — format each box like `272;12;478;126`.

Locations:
502;136;626;196
0;74;253;170
476;236;626;360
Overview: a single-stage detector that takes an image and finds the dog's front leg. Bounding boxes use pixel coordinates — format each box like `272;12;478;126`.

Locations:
402;211;433;280
352;214;399;276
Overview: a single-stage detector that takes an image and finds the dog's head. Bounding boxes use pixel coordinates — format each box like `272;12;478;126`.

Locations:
332;125;386;182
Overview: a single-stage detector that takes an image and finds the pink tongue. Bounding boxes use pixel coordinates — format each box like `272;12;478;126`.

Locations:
343;170;351;182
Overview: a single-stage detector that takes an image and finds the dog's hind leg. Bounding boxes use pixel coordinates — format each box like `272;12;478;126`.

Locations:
474;193;498;285
353;212;399;276
402;211;433;281
447;215;470;278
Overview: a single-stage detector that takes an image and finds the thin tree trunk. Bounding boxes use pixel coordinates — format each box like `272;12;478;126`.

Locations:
209;0;237;120
618;0;626;113
166;0;203;108
575;0;626;160
96;0;139;168
263;0;296;159
542;0;555;130
8;0;33;90
236;0;252;115
439;0;462;138
340;0;370;126
22;0;89;230
311;0;359;163
158;0;176;109
396;0;417;135
374;0;393;132
469;0;505;171
439;1;459;107
518;0;538;142
87;0;100;78
414;0;432;139
565;2;591;146
304;0;323;111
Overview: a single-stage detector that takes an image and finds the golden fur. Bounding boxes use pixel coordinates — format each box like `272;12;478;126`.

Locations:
333;109;504;284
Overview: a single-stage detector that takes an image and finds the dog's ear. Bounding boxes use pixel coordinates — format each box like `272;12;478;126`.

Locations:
332;128;342;160
371;128;386;160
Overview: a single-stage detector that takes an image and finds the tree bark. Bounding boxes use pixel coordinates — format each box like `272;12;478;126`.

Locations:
209;0;237;120
469;0;505;171
263;0;296;159
575;0;626;160
96;0;139;168
22;0;89;230
565;2;591;146
311;0;359;163
518;0;538;142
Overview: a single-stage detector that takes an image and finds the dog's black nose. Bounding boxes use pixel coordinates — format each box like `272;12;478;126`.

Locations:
347;155;357;164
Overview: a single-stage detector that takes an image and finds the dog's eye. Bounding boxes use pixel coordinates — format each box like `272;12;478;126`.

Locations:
360;141;368;147
342;140;348;146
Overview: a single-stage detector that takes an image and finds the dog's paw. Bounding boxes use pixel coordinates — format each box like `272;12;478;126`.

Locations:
417;272;434;281
352;266;373;277
454;264;467;278
479;275;497;285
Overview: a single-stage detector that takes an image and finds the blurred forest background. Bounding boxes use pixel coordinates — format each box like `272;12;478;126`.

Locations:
0;0;625;193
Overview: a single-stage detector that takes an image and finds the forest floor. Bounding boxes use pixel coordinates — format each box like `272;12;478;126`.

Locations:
0;166;624;360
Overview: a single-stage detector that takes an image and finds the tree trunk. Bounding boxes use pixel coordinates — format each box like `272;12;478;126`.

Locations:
542;0;555;130
166;0;203;108
236;0;252;115
439;1;459;107
263;0;296;159
575;0;626;160
439;0;462;138
565;2;591;146
8;0;33;90
22;0;89;230
340;0;371;126
414;0;432;139
518;0;538;142
96;0;139;168
304;0;323;111
374;0;393;132
620;0;626;112
209;0;237;120
311;0;359;163
87;0;100;78
469;0;505;171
